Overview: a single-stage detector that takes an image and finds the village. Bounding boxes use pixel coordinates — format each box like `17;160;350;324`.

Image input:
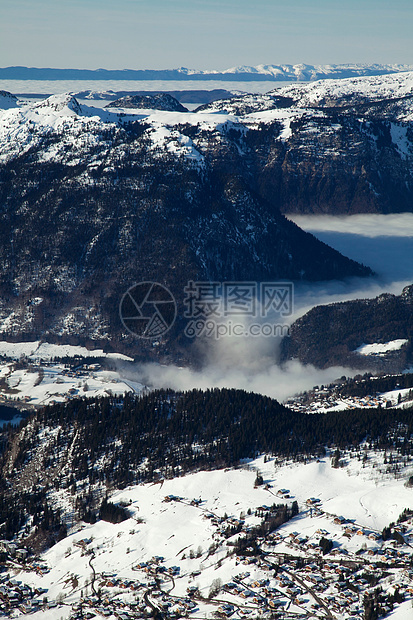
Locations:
0;354;142;414
285;377;413;414
0;455;412;620
0;349;412;618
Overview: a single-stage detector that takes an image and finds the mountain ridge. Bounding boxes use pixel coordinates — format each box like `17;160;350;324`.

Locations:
3;68;413;353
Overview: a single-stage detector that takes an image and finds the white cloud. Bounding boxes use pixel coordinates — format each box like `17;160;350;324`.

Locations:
120;357;355;402
289;213;413;238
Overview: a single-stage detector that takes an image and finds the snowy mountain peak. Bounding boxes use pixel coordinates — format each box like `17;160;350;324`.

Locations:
34;93;82;115
273;70;413;113
219;63;413;81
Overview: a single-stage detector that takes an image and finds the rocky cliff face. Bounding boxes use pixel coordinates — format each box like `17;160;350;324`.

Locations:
199;71;413;215
0;92;374;355
281;285;413;372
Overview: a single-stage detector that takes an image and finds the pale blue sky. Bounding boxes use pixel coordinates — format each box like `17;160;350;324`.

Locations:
2;0;412;69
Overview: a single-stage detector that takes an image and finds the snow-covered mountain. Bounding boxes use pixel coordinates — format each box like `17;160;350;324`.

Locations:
275;70;413;116
0;84;381;353
1;70;413;351
222;62;413;81
199;69;413;120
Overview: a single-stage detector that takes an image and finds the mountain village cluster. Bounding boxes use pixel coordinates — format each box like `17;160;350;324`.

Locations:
0;348;412;619
0;453;412;620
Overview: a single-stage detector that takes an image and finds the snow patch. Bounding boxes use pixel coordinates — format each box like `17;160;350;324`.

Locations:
0;340;133;361
390;123;411;158
355;339;408;356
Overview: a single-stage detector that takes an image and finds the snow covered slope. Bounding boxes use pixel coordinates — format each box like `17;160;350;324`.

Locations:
198;70;413;122
5;454;413;620
355;339;409;356
277;71;413;106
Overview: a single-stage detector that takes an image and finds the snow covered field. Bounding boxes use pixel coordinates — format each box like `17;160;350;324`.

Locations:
0;360;142;409
0;341;133;362
0;343;142;410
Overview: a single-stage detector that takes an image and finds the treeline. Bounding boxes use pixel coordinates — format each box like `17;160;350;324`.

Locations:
233;503;298;556
31;388;413;483
0;486;66;549
99;498;129;524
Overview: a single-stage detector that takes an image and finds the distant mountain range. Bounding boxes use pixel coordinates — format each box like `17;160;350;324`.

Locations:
2;63;413;81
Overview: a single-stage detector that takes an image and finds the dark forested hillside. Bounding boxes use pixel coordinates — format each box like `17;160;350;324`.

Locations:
107;93;188;111
4;388;413;485
340;372;413;398
1;387;413;546
282;284;413;372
